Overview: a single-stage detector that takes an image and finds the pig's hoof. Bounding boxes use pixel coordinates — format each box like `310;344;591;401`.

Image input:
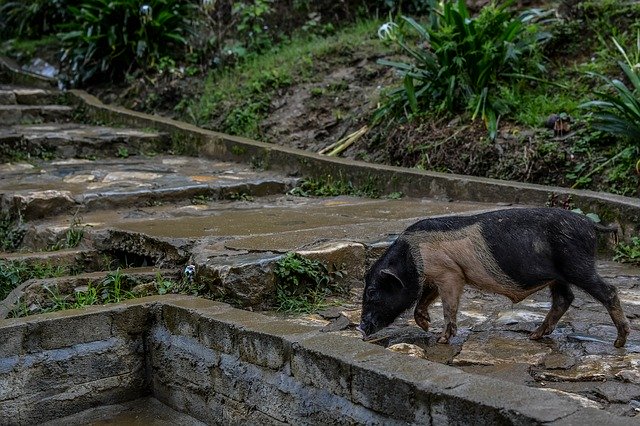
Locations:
529;330;544;340
530;324;551;340
415;317;430;332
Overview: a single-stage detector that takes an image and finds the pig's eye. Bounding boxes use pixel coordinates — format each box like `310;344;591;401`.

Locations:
366;287;378;300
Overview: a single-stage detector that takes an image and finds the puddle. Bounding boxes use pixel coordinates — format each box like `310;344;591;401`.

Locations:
42;397;205;426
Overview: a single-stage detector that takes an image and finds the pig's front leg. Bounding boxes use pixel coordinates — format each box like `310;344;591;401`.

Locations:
414;285;439;332
434;273;465;344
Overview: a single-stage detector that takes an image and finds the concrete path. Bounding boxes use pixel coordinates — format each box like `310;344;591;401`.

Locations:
0;81;638;420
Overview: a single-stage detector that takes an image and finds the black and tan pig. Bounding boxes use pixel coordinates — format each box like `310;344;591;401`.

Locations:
358;208;630;347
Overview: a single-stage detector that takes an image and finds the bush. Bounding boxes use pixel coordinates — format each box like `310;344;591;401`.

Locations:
375;0;549;139
58;0;197;86
273;252;344;313
580;32;640;193
581;33;640;143
0;0;69;39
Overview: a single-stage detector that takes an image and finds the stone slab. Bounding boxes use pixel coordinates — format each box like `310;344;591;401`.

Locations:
0;155;299;219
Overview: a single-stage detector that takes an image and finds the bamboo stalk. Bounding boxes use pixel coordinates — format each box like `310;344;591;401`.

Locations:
319;125;369;156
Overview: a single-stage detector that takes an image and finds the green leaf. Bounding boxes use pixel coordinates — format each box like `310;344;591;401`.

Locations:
404;74;418;114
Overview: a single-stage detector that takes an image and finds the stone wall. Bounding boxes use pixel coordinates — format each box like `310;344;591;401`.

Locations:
0;299;152;425
0;296;634;425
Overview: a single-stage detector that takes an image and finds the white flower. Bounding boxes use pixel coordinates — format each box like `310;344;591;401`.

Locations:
139;4;152;16
377;22;398;40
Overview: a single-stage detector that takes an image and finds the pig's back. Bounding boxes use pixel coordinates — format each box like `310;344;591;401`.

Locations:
405;208;598;290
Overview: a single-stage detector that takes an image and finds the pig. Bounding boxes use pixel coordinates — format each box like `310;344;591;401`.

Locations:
358;208;630;348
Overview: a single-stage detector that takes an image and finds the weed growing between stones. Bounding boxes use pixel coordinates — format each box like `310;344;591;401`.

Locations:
48;214;88;251
156;272;205;296
0;260;69;301
289;174;380;198
4;268;207;318
273;252;346;313
0;212;26;252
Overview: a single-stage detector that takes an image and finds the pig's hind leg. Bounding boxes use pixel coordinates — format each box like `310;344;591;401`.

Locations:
564;269;630;348
414;285;439;333
530;281;574;340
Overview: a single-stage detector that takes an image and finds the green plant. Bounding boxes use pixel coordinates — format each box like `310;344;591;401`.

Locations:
191;194;213;205
376;0;549;139
579;32;640;194
58;0;197;86
44;285;70;312
9;297;29;318
0;0;69;38
73;284;99;308
49;214;88;251
273;252;343;313
100;268;130;303
581;32;640;142
117;146;130;158
0;212;25;251
232;0;274;55
0;260;68;300
614;236;640;265
289;175;380;198
154;272;174;295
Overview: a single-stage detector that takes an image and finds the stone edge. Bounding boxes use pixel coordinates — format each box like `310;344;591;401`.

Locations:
68;89;640;239
1;295;635;425
0;56;58;88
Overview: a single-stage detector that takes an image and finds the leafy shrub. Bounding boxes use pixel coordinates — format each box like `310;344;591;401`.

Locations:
232;0;275;54
58;0;197;86
273;252;343;313
614;236;640;265
376;0;549;139
580;32;640;193
0;0;69;39
581;33;640;143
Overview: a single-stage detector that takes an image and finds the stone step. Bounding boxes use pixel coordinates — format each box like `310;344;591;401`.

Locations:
0;156;299;220
0;104;73;125
0;85;63;105
19;195;497;308
0;123;170;161
0;266;182;319
0;248;104;272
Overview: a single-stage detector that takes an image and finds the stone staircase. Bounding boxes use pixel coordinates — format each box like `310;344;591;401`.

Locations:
1;80;639;419
0;85;72;125
0;82;495;318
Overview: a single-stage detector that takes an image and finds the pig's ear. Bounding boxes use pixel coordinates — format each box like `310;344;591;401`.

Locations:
380;268;405;288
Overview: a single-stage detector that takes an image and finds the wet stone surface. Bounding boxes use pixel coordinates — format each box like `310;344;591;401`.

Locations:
2;82;640;420
304;260;640;418
0;123;171;160
0;156;300;219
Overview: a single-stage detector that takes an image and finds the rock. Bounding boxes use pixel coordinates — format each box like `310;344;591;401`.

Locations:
317;307;343;319
297;241;366;290
453;333;551;366
566;333;608;344
320;314;351;332
595;381;640;403
388;343;427;359
538;388;602;409
2;190;76;220
496;310;545;325
192;251;281;309
617;370;640;384
541;353;577;370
